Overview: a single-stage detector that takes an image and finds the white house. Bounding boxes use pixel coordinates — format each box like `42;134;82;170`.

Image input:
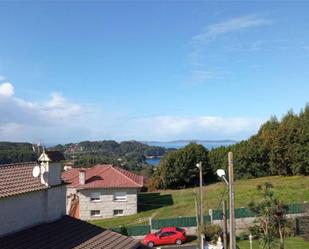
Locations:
0;151;66;236
62;164;144;220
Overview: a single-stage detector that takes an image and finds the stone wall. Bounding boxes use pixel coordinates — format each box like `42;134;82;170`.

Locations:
78;188;138;220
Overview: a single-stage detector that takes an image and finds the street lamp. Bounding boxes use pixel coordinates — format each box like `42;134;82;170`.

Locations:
216;169;229;185
216;152;236;249
196;162;204;249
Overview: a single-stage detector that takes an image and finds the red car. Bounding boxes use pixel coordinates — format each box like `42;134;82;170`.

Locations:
143;226;186;247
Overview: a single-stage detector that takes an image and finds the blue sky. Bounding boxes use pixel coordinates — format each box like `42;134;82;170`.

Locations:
0;1;308;143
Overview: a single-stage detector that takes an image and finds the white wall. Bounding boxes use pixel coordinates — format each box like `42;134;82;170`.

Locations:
77;188;138;220
0;185;66;236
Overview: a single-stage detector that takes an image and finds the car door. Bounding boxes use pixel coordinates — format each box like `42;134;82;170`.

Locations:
165;231;177;244
157;232;170;245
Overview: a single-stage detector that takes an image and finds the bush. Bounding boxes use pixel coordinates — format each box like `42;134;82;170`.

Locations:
236;231;251;241
199;224;223;242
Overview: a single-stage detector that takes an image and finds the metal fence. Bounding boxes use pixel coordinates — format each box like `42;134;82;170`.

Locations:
111;225;150;236
111;203;307;236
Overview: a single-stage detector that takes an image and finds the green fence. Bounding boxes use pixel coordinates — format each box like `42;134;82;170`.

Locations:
152;215;211;229
212;203;306;220
111;203;306;236
287;203;306;214
111;225;150;236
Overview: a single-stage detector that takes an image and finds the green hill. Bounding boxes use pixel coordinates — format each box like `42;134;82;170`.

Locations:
92;175;309;228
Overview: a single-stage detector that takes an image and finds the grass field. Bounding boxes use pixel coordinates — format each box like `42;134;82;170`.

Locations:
237;236;309;249
91;175;309;228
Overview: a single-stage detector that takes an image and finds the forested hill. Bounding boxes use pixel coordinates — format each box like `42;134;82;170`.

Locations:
50;140;170;173
0;142;36;164
0;140;170;175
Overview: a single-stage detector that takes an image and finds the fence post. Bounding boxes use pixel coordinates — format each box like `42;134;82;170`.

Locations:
149;217;153;232
209;209;213;224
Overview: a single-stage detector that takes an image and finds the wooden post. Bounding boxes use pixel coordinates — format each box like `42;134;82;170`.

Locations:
194;190;200;225
199;162;204;227
228;152;236;249
222;200;228;249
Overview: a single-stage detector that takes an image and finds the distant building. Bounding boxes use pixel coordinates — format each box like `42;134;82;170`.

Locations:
62;164;144;220
0;151;145;249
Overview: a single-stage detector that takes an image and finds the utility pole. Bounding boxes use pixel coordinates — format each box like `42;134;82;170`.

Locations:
222;200;228;249
194;190;200;229
228;152;236;249
197;161;204;249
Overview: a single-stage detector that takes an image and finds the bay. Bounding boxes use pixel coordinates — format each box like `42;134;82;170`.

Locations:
144;140;236;166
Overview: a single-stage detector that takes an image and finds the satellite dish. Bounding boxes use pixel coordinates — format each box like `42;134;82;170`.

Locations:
32;166;40;177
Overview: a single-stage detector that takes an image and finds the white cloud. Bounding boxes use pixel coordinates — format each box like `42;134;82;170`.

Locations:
193;15;272;44
0;82;14;97
0;82;264;143
43;92;82;119
0;82;93;143
112;115;264;141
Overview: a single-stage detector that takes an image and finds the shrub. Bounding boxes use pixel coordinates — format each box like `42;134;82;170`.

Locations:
199;224;223;242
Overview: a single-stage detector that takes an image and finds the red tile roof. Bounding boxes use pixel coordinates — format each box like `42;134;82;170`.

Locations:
0;215;144;249
62;165;144;189
0;162;48;198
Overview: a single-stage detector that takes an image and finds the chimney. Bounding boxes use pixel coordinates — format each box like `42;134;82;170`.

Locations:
79;169;86;185
38;150;65;186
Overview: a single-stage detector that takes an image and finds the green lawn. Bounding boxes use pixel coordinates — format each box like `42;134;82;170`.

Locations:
91;175;309;228
237;236;309;249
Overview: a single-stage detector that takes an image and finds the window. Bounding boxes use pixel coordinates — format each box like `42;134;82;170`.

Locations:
113;209;124;216
90;210;101;217
114;192;127;202
90;192;101;202
159;232;169;238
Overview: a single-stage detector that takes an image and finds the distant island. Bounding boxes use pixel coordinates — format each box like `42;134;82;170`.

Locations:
142;139;237;144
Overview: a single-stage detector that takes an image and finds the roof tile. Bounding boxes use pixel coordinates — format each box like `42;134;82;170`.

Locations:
0;162;47;198
62;165;144;189
0;215;143;249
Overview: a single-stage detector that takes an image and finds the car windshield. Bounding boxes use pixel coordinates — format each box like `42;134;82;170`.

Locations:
176;227;184;232
155;230;162;236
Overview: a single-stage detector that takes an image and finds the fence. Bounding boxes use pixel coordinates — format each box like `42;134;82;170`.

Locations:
110;203;307;236
111;225;150;236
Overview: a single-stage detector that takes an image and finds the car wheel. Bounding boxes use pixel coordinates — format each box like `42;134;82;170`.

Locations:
147;241;155;247
176;239;182;245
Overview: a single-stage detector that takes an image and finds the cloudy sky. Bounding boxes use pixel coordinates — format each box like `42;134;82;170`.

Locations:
0;1;308;143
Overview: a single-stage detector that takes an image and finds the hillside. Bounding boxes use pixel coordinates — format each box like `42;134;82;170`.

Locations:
50;140;172;174
0;142;36;164
92;175;309;228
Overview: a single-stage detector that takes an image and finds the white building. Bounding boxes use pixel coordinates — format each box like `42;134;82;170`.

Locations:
0;151;66;236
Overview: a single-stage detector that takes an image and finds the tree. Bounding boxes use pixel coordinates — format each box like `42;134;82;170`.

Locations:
157;143;214;189
249;183;289;249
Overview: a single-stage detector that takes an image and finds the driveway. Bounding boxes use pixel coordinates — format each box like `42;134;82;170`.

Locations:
155;244;197;249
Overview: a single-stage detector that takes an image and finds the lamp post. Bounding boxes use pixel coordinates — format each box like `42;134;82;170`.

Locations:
216;152;236;249
196;161;204;249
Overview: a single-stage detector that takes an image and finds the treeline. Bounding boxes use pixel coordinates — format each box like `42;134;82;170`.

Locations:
0;142;36;164
150;104;309;190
